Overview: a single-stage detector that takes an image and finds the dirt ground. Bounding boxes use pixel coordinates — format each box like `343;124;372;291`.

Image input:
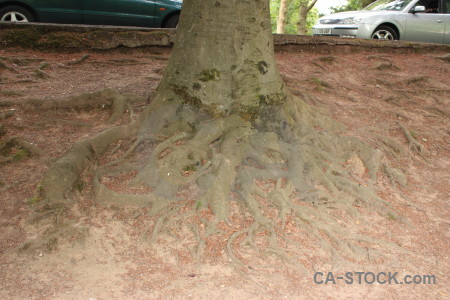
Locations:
0;42;449;299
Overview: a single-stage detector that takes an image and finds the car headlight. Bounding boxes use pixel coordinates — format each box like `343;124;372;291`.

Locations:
338;17;362;24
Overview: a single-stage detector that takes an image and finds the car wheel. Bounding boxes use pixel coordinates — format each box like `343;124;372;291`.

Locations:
371;26;398;40
0;6;35;22
164;14;179;28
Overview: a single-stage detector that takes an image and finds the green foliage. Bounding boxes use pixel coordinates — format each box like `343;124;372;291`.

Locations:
74;180;85;193
330;0;377;13
13;149;28;162
270;0;320;35
2;28;41;48
310;76;331;90
318;56;336;63
34;69;49;79
304;7;319;35
311;76;322;85
183;164;197;172
187;152;194;160
387;212;398;221
199;69;220;82
27;195;41;205
26;185;45;205
196;201;202;210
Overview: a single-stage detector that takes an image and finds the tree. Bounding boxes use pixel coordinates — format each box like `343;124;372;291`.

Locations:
297;0;318;35
37;0;402;264
276;0;289;33
331;0;377;13
271;0;319;35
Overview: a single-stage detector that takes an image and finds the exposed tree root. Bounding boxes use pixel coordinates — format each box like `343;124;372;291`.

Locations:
425;106;450;119
66;54;90;66
435;54;450;63
367;55;392;62
0;124;6;138
373;61;399;71
10;89;146;124
41;122;139;204
0;56;45;66
398;122;426;154
17;222;88;255
0;60;17;72
0;136;43;164
33;88;408;268
374;134;405;159
33;118;93;128
34;69;50;79
0;110;15;121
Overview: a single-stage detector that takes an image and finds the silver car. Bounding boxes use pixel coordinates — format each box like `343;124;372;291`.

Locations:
312;0;450;44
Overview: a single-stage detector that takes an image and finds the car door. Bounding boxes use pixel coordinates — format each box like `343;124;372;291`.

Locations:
403;0;446;43
84;0;157;27
34;0;83;24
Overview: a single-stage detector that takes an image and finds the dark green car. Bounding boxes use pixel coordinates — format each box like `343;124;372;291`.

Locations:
0;0;182;28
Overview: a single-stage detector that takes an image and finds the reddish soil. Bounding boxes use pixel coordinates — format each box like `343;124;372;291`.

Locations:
0;44;449;299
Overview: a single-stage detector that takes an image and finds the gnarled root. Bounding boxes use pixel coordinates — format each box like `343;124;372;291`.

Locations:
93;97;404;268
398;122;426;154
41;122;139;204
10;89;146;124
0;136;43;164
35;91;407;268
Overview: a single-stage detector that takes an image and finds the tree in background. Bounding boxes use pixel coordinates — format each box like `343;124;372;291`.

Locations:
297;0;319;35
271;0;319;35
331;0;377;13
276;0;289;33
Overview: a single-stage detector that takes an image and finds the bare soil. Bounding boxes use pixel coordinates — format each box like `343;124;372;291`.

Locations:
0;43;449;299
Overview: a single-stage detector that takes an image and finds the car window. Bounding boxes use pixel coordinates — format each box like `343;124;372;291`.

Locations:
416;0;440;13
446;0;450;12
364;0;415;11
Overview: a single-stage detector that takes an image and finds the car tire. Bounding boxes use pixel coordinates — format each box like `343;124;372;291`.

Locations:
371;26;398;40
0;6;35;22
163;14;179;28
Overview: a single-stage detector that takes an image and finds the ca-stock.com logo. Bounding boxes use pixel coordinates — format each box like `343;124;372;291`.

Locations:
314;272;437;285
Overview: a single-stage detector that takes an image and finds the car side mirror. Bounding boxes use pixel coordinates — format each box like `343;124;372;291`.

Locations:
412;6;426;13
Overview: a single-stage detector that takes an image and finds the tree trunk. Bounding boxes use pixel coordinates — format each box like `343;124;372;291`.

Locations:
297;0;318;35
276;0;289;34
133;0;292;220
297;1;308;35
154;0;286;115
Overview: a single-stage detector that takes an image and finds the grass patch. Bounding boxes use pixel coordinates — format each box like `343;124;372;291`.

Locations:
311;76;332;90
13;149;28;162
26;185;45;205
387;212;398;221
183;164;197;172
318;56;336;63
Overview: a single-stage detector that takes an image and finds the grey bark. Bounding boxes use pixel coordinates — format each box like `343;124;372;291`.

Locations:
297;0;318;35
154;0;287;116
277;0;289;34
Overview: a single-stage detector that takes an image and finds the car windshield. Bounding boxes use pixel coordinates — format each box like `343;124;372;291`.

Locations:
363;0;415;11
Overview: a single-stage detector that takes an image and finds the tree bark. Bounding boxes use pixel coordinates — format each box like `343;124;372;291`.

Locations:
132;0;292;220
276;0;289;34
297;0;318;35
154;0;287;116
